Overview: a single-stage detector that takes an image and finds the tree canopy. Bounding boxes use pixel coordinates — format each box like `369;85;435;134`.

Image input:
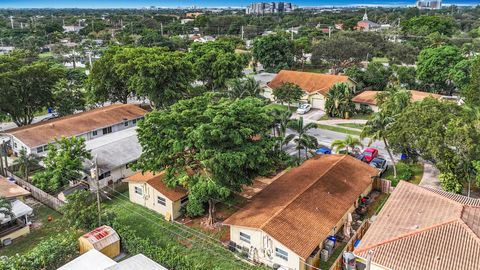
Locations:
253;34;294;73
134;93;276;226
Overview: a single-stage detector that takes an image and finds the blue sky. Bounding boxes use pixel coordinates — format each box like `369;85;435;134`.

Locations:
0;0;477;8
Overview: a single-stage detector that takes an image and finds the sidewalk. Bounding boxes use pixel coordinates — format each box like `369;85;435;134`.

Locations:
419;163;441;190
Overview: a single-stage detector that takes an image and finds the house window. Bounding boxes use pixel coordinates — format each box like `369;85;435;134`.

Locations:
102;126;112;135
180;196;188;205
98;171;111;180
132;119;137;125
275;247;288;261
240;232;251;244
14;142;17;148
37;146;44;153
157;196;166;206
92;130;98;136
124;121;129;127
134;186;142;195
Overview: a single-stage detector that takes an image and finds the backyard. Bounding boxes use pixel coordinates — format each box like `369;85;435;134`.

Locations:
0;200;64;257
104;192;259;270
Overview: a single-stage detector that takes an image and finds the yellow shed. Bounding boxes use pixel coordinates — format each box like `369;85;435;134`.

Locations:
78;225;120;259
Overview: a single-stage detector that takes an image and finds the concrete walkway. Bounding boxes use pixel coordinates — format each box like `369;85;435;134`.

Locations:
419;163;442;190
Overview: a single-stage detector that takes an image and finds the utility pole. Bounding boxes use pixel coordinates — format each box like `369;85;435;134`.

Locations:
241;25;244;40
290;26;293;41
9;16;14;29
90;156;101;227
328;26;332;38
0;143;5;177
160;22;164;36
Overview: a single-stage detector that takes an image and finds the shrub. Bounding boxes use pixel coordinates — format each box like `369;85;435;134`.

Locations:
396;162;414;181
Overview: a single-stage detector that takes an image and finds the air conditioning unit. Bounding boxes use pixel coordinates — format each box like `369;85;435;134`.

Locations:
321;249;329;262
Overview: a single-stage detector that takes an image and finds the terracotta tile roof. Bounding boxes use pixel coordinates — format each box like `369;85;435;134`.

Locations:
125;172;187;202
354;181;480;270
352;90;442;106
224;154;378;259
6;104;147;148
267;70;352;96
0;176;30;199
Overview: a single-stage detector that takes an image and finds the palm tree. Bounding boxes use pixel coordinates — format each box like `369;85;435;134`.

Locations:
331;135;363;154
226;77;262;99
325;83;355;119
275;110;295;151
13;149;41;182
288;117;318;159
361;112;397;178
0;197;14;220
376;87;412;115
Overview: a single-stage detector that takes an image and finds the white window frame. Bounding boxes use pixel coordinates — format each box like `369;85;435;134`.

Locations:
240;232;251;244
92;130;98;136
275;247;288;261
157;196;166;206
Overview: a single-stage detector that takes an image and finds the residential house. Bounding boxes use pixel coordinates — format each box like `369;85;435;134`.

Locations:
0;176;33;245
58;249;168;270
264;70;356;110
2;104;146;156
83;127;141;190
124;172;188;220
224;155;378;270
352;90;442;112
354;181;480;270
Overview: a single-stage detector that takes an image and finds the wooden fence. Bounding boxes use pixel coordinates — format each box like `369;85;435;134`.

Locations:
328;220;371;270
8;172;65;212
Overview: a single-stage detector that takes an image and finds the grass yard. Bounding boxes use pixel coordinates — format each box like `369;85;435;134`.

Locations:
0;203;64;257
318;113;372;121
383;162;424;186
319;242;347;270
336;123;365;130
372;57;389;64
105;193;258;270
316;124;362;136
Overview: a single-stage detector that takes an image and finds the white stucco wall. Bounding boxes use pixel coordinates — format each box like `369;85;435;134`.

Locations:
127;182;185;220
230;226;301;270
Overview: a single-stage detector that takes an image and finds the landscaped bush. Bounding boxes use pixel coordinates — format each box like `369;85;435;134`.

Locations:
396;162;414;181
0;231;78;270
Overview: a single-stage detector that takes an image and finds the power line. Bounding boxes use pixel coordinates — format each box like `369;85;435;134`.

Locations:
103;187;259;270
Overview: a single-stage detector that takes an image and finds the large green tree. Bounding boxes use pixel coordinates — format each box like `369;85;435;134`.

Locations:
252;34;294;73
416;45;464;95
0;54;64;126
13;149;41;182
226;77;262;99
189;41;247;90
462;56;480;106
32;137;91;193
402;15;458;36
134;93;275;226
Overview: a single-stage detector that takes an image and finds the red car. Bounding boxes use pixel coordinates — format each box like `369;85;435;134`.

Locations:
361;148;378;163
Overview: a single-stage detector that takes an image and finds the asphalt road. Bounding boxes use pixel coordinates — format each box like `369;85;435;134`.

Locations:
284;127;400;163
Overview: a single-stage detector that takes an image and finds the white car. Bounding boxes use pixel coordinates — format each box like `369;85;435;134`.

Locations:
296;104;311;115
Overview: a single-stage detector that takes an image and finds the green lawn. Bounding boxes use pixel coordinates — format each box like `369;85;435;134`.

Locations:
316;124;362;136
383;162;424;186
318;113;372;121
372;57;389;64
105;193;258;270
0;204;64;257
336;123;365;130
319;242;347;270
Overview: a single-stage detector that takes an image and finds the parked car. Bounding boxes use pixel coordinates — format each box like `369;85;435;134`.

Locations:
315;147;332;155
296;104;311;115
361;148;378;163
369;158;388;176
355;153;366;162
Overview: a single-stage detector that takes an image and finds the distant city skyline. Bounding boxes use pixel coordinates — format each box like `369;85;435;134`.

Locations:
0;0;478;9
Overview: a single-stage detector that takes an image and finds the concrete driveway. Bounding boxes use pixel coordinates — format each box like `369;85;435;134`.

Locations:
292;109;324;121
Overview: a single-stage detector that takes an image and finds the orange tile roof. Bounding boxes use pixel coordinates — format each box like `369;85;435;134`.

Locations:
267;70;352;96
224;154;378;259
0;176;30;199
352;90;442;106
125;171;187;202
6;104;147;148
355;181;480;270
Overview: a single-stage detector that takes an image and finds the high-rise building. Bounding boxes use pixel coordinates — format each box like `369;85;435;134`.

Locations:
246;2;296;15
416;0;442;10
